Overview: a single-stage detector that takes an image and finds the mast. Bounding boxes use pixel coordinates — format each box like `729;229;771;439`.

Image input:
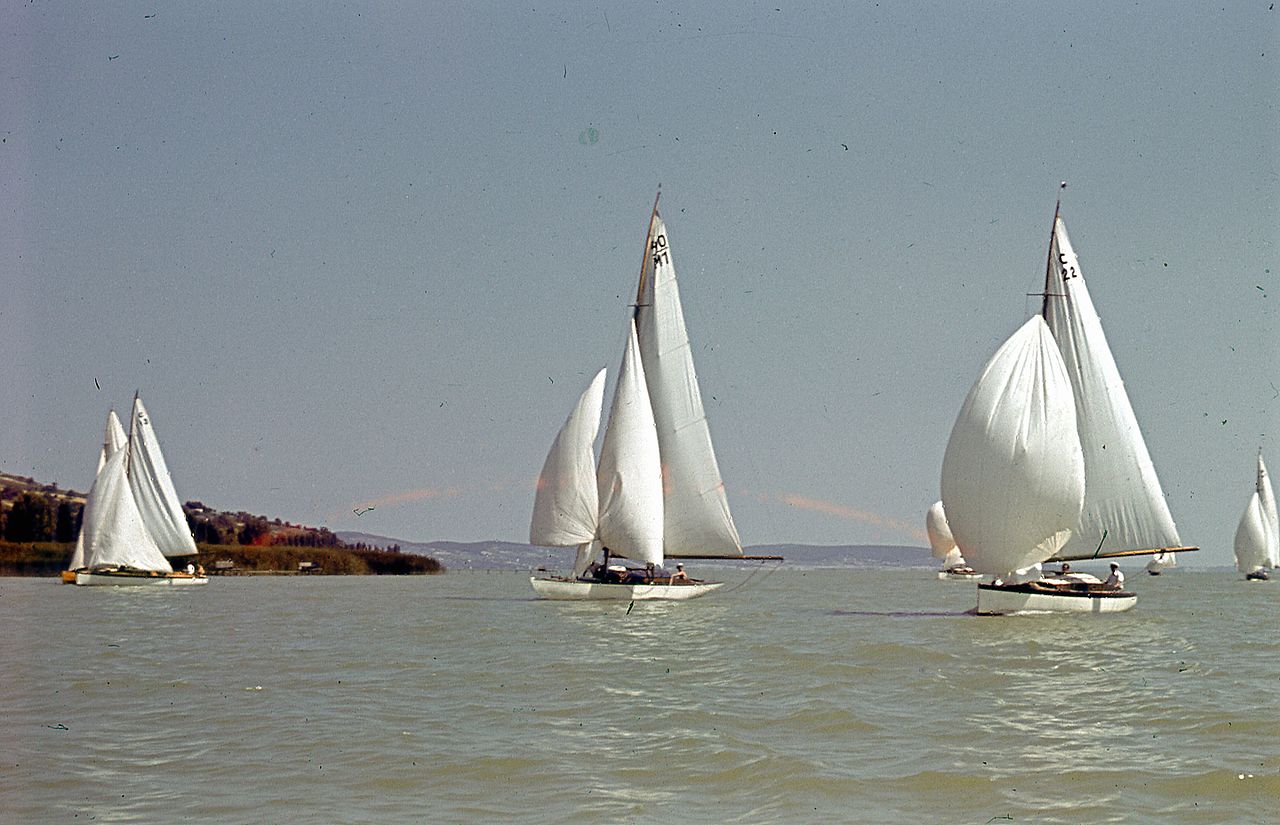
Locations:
126;390;139;479
1040;182;1067;319
632;186;662;319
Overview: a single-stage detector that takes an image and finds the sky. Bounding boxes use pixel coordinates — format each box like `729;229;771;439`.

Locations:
2;2;1275;567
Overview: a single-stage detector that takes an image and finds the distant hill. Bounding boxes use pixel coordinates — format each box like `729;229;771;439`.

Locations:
336;531;933;571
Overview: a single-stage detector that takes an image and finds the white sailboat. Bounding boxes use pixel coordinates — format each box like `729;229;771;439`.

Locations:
1258;453;1280;568
125;395;200;558
62;409;128;582
1038;201;1194;573
530;197;764;600
74;394;207;586
943;193;1195;614
926;500;980;580
1234;453;1278;581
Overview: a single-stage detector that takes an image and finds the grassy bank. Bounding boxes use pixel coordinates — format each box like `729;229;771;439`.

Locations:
0;541;444;577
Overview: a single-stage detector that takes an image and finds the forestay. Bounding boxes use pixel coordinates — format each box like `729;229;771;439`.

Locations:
633;211;742;557
126;396;199;557
70;410;128;571
941;316;1085;578
1041;216;1182;558
596;321;664;566
530;368;606;548
81;446;173;573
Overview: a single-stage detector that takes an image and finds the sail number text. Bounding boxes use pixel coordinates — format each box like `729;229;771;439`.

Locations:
1058;252;1078;282
651;233;670;267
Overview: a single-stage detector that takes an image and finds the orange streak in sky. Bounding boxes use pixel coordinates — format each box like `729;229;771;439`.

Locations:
355;487;460;511
777;492;928;543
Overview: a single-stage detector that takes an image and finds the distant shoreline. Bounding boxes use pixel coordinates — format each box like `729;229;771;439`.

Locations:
0;541;444;577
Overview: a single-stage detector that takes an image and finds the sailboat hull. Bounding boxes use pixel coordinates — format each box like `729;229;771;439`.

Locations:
529;575;722;601
976;582;1136;615
74;569;209;587
938;568;982;581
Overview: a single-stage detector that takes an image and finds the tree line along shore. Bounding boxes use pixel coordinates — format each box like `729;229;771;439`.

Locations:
0;474;443;576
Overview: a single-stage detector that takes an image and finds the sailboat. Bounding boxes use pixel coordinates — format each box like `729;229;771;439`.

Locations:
943;191;1196;614
61;409;128;582
73;394;207;586
926;501;980;580
529;196;773;600
1234;452;1278;581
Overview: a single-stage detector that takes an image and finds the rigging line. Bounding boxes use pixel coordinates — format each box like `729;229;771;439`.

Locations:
1040;182;1066;319
721;558;784;593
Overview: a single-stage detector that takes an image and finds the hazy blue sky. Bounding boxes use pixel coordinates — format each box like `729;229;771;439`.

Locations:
3;2;1275;566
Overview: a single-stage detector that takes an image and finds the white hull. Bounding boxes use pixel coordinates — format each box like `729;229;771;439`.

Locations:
976;582;1136;615
74;569;209;587
530;575;722;601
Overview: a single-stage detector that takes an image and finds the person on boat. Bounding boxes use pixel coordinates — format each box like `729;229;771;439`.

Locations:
670;563;689;584
1103;562;1125;589
186;563;196;575
1056;562;1071;576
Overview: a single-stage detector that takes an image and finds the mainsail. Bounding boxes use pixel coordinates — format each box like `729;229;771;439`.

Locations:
530;368;606;548
1255;453;1278;567
941;316;1085;578
633;209;742;557
126;395;199;557
81;446;173;573
69;410;128;571
596;321;664;566
1040;214;1182;559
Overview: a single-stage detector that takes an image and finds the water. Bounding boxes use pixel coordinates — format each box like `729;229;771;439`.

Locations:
2;569;1276;823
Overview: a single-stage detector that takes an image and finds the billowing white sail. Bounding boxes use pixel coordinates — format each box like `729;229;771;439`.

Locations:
634;211;742;557
596;321;664;566
1234;492;1270;575
1256;454;1278;567
1041;215;1182;558
69;410;128;570
926;500;958;560
126;395;198;557
81;446;172;573
530;368;607;547
941;316;1085;578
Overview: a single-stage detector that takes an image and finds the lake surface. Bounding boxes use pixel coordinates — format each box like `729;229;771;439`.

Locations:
2;568;1276;823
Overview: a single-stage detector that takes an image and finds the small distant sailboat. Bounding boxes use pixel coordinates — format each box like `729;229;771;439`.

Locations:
1234;452;1278;581
529;195;776;600
72;394;207;586
943;190;1196;615
926;501;979;580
